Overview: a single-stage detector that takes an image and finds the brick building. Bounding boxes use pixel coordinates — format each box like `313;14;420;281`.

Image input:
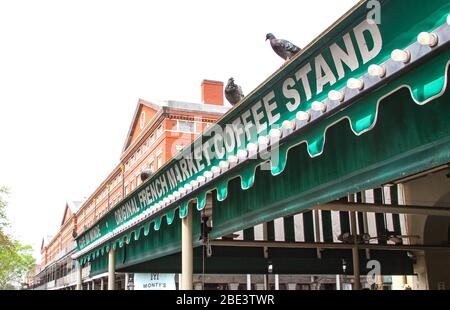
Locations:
32;80;229;290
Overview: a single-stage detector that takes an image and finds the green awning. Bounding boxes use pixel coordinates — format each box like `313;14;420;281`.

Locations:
75;0;450;267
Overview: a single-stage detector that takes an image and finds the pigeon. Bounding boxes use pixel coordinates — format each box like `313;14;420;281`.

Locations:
224;77;244;106
266;33;301;61
140;169;154;182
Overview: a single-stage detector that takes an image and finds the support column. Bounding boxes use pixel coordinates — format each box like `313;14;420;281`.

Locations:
181;205;193;290
246;274;252;290
125;273;129;290
336;275;341;290
350;211;361;290
100;278;104;290
262;222;269;291
108;248;116;290
314;209;322;258
76;261;82;290
275;275;280;290
263;274;269;291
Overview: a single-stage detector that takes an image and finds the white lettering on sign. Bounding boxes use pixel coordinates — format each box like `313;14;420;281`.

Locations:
78;19;384;249
330;33;359;80
78;225;101;248
134;273;176;290
354;19;383;64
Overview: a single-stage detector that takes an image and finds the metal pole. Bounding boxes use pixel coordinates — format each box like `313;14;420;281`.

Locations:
263;274;269;291
350;211;361;290
181;205;193;290
108;248;115;290
125;273;129;290
76;261;82;290
314;209;322;258
262;222;269;291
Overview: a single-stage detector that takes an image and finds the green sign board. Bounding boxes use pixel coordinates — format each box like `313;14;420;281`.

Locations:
76;0;450;255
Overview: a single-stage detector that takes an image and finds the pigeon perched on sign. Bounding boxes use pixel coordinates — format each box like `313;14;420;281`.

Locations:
140;169;154;182
266;33;301;61
224;77;244;106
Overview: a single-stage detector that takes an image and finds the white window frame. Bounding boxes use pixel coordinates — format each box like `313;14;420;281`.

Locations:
176;120;196;133
157;125;163;137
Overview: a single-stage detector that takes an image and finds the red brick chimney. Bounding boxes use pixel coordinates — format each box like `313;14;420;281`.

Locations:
201;79;224;105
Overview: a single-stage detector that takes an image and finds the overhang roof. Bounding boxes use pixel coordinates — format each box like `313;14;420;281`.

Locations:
73;0;450;266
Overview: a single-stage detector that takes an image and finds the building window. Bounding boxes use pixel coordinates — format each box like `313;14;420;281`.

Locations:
140;111;146;129
149;134;155;145
157;125;163;137
178;120;195;133
157;154;162;169
149;161;154;173
137;175;142;186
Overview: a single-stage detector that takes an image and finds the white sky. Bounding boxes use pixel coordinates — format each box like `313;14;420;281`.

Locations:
0;0;359;261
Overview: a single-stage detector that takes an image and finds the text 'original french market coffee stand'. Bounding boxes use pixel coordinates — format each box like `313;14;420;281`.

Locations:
72;0;450;290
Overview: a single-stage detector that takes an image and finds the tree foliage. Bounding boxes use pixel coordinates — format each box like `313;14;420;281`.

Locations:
0;187;36;290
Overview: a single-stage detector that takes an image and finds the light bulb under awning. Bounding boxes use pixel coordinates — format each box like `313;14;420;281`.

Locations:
368;64;386;77
417;32;438;47
257;136;269;146
296;111;310;122
269;128;282;139
228;155;238;164
347;78;364;90
237;149;248;160
391;49;410;63
312;101;327;112
247;143;258;153
211;166;221;174
282;120;295;130
219;160;229;169
328;90;344;102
